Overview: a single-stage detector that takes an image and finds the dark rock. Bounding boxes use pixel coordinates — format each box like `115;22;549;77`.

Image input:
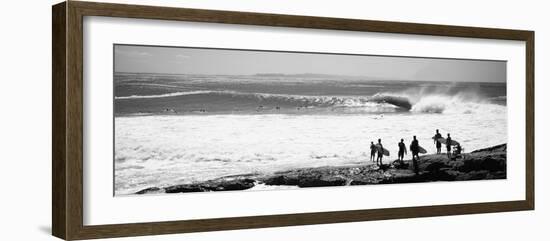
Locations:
425;168;458;181
392;160;409;169
135;187;162;194
297;176;347;187
165;185;205;193
458;156;506;172
425;161;451;173
471;144;506;153
377;164;392;171
149;177;257;194
380;171;424;184
262;175;300;186
456;171;491;181
205;178;256;191
349;180;371;185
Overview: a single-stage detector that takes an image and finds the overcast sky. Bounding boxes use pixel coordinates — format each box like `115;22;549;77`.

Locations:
114;45;506;82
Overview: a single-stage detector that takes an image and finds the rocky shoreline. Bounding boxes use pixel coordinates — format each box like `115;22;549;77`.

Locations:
136;144;506;195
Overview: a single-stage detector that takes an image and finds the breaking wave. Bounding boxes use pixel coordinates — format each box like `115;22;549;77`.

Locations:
116;90;413;112
115;89;505;114
379;89;506;114
115;90;215;99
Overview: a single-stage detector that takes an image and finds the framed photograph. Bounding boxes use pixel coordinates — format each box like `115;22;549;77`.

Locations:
52;1;534;240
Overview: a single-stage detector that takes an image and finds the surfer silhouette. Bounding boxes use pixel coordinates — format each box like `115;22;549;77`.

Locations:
410;136;420;175
446;133;453;158
434;129;442;154
454;143;462;155
398;139;407;161
369;142;376;162
376;139;384;166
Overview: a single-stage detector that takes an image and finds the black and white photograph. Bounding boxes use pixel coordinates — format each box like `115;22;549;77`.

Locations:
114;44;507;196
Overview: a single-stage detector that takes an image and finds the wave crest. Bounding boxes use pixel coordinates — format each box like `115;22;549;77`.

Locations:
115;90;215;99
116;90;413;112
407;93;505;114
116;89;505;114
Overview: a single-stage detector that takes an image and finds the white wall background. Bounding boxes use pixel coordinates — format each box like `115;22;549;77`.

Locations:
0;0;547;240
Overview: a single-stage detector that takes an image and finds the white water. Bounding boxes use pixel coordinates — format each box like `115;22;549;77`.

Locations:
115;105;506;195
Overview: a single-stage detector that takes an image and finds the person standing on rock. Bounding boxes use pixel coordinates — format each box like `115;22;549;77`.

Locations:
410;136;420;175
376;139;384;166
398;139;407;162
434;129;442;154
369;141;376;162
446;133;453;159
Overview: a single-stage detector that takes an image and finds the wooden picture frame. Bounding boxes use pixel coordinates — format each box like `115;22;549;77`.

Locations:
52;1;534;240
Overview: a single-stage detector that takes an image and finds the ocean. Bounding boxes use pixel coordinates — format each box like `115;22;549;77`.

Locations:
114;73;507;195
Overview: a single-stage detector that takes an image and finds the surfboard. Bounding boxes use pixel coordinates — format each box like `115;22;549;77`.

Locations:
375;144;390;156
418;146;427;154
437;138;459;146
